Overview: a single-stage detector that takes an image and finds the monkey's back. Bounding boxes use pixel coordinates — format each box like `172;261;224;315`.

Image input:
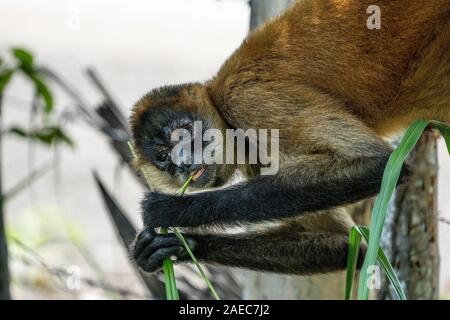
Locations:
209;0;450;136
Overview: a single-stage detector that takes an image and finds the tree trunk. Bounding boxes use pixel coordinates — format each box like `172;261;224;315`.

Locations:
249;0;294;30
0;95;11;300
380;131;439;300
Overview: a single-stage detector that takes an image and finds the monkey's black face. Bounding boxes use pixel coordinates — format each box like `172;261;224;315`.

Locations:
135;107;222;188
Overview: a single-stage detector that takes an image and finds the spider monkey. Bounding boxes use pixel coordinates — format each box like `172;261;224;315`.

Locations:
130;0;450;275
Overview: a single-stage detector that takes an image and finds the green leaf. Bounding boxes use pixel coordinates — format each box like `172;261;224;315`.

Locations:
28;72;54;113
11;48;54;112
161;240;179;300
357;119;450;300
34;126;74;146
356;226;406;300
8;126;74;147
8;126;28;137
346;226;406;300
173;229;220;300
54;128;74;146
158;176;196;300
0;69;14;93
12;47;34;69
345;227;362;300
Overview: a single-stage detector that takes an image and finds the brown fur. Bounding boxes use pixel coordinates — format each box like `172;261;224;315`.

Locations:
130;0;450;275
132;0;450;170
208;0;450;137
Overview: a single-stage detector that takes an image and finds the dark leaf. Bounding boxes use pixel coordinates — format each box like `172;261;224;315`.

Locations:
34;126;74;146
8;126;74;147
8;126;28;138
0;69;14;93
51;127;74;146
11;47;34;69
11;48;53;112
28;72;54;113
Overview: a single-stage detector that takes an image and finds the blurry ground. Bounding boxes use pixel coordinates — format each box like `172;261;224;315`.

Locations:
0;0;449;299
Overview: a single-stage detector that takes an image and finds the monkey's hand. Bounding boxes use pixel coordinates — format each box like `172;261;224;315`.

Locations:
132;228;197;273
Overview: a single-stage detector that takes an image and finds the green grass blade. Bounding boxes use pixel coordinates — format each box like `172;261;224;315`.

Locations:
173;229;220;300
377;249;405;300
177;176;193;195
345;226;406;300
357;226;406;300
358;120;428;299
161;238;179;300
345;227;362;300
431;121;450;155
357;119;450;300
174;176;221;300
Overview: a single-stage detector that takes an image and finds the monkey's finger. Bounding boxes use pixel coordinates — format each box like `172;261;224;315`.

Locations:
136;235;181;260
133;229;157;258
134;234;182;271
137;228;157;241
146;246;185;273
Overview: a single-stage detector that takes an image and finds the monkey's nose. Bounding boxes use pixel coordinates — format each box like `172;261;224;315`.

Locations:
179;162;203;175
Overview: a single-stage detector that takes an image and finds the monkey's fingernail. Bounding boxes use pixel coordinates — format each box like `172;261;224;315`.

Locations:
192;167;205;182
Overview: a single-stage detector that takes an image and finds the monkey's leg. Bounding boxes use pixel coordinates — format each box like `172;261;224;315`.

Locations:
133;223;364;275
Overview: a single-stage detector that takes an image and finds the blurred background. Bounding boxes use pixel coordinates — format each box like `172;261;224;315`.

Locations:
0;0;449;299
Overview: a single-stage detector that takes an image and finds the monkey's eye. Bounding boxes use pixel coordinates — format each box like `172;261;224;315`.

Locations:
155;148;171;165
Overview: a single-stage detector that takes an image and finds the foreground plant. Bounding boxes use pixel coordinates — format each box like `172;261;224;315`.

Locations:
1;47;73;299
345;120;450;300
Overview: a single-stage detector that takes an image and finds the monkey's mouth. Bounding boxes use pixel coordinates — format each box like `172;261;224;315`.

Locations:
188;165;217;188
191;167;206;182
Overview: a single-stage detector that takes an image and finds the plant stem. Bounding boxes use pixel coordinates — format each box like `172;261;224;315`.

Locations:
159;175;193;300
173;229;220;300
160;227;179;300
0;94;11;299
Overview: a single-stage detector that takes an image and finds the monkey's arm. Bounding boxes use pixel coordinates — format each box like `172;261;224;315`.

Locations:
144;157;395;228
141;115;409;229
133;226;364;274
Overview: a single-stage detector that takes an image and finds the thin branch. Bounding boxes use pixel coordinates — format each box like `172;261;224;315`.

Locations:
11;237;147;299
3;162;53;201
